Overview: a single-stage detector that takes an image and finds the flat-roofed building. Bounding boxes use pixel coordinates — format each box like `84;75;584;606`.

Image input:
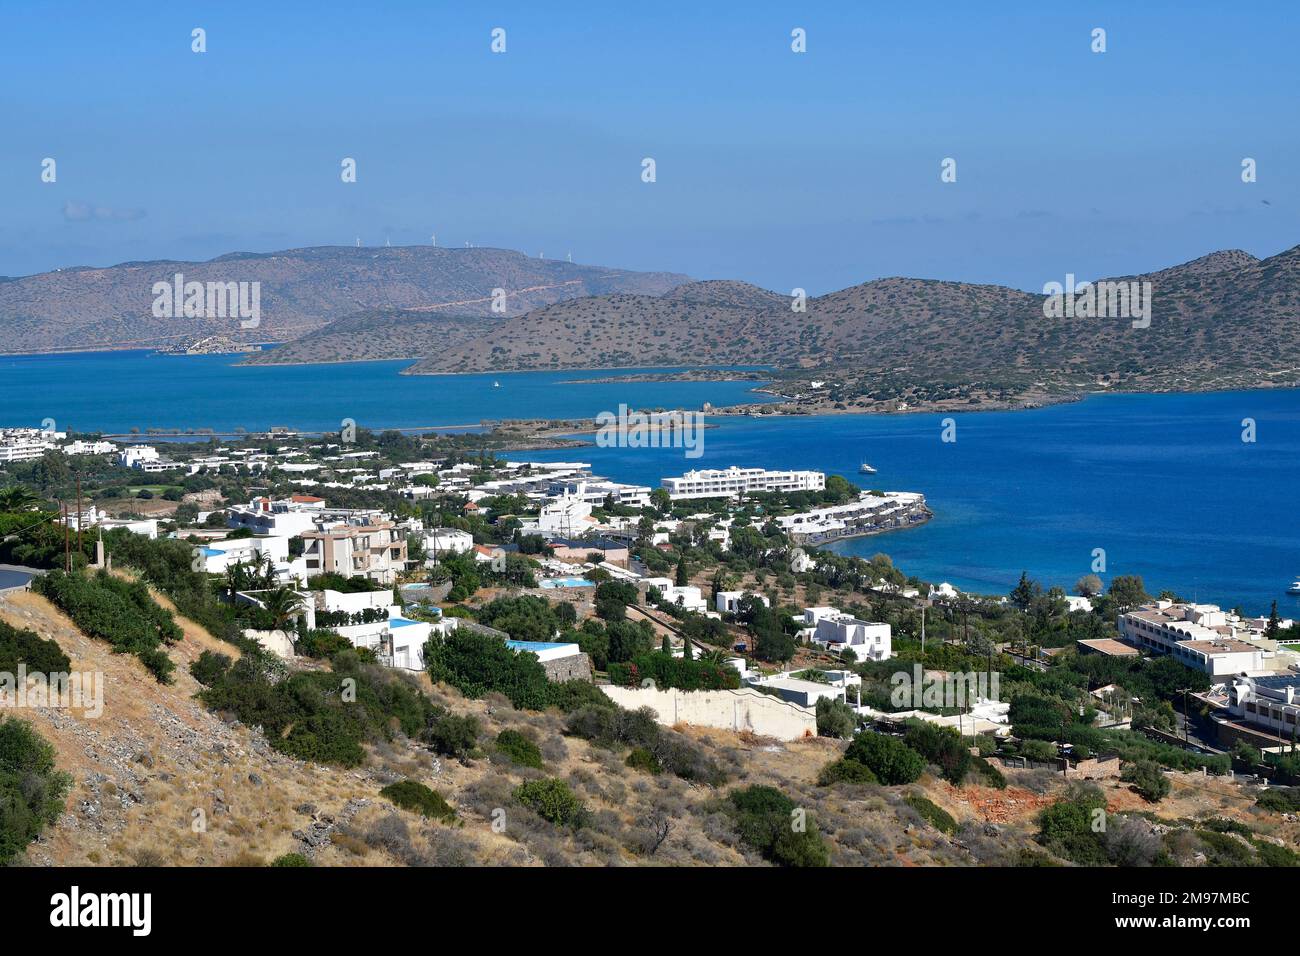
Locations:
1077;638;1141;657
302;517;407;585
661;466;825;500
1227;674;1300;739
1119;601;1268;676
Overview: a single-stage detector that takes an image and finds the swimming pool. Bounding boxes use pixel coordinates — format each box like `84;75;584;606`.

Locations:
539;577;595;589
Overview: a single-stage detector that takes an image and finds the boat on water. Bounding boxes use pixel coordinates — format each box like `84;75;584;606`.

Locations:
492;381;500;388
1288;580;1300;595
859;463;877;474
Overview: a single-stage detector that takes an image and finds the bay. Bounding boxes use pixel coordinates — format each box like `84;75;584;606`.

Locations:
1;350;1297;614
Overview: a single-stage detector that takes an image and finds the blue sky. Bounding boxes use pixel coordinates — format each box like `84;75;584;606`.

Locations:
1;1;1296;292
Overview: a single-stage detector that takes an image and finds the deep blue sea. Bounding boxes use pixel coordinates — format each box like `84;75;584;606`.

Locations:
2;350;1298;614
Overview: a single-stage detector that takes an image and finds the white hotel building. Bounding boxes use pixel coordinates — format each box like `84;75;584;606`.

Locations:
1117;602;1268;677
661;466;825;500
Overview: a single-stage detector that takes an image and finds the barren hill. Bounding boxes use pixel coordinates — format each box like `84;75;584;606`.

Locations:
0;246;689;355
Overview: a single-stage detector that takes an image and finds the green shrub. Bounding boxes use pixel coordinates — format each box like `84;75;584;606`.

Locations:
515;778;584;826
190;650;233;686
425;628;551;710
1253;840;1300;867
1195;829;1255;866
424;711;481;759
724;785;830;867
817;758;878;787
0;618;70;674
1035;784;1109;865
379;780;457;822
495;729;543;769
625;746;663;774
1201;817;1251;837
543;678;615;714
815;697;856;739
199;649;436;767
1021;739;1059;762
564;704;726;785
904;794;957;834
972;755;1007;789
844;732;925;785
903;721;972;785
1256;787;1300;813
0;716;72;864
271;852;311;867
1121;760;1171;803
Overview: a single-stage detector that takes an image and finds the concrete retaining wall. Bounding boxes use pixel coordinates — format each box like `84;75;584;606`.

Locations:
600;685;817;740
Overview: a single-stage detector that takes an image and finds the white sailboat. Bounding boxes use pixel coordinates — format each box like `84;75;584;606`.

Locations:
859;462;877;474
1288;579;1300;595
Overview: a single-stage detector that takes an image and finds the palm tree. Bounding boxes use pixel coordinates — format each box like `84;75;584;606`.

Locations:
256;552;276;589
225;562;248;599
0;485;40;511
260;587;305;632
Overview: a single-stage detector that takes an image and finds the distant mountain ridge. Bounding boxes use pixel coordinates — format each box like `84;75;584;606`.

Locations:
0;246;690;354
395;245;1300;402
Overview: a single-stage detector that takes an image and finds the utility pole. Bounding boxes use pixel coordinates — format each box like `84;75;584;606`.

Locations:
920;604;925;652
76;474;83;558
61;501;70;572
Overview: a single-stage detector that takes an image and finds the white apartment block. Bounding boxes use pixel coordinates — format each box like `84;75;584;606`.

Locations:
0;437;57;463
661;466;825;500
1227;674;1300;740
64;439;117;456
548;478;651;508
538;495;595;536
421;527;474;558
227;496;326;537
715;590;770;614
302;517;408;585
118;446;159;468
1118;602;1268;677
641;577;708;613
809;611;892;661
0;427;64;464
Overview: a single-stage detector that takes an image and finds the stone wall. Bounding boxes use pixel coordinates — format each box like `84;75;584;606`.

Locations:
600;685;817;741
542;653;592;683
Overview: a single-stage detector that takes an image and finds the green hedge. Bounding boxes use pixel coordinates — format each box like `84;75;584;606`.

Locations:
608;652;741;691
33;569;177;683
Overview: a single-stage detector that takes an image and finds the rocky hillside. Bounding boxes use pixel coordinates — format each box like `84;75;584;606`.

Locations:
238;309;498;366
3;583;1294;868
401;247;1300;398
0;246;689;354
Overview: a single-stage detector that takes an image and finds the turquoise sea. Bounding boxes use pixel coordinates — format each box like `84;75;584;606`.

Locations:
2;350;1298;614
